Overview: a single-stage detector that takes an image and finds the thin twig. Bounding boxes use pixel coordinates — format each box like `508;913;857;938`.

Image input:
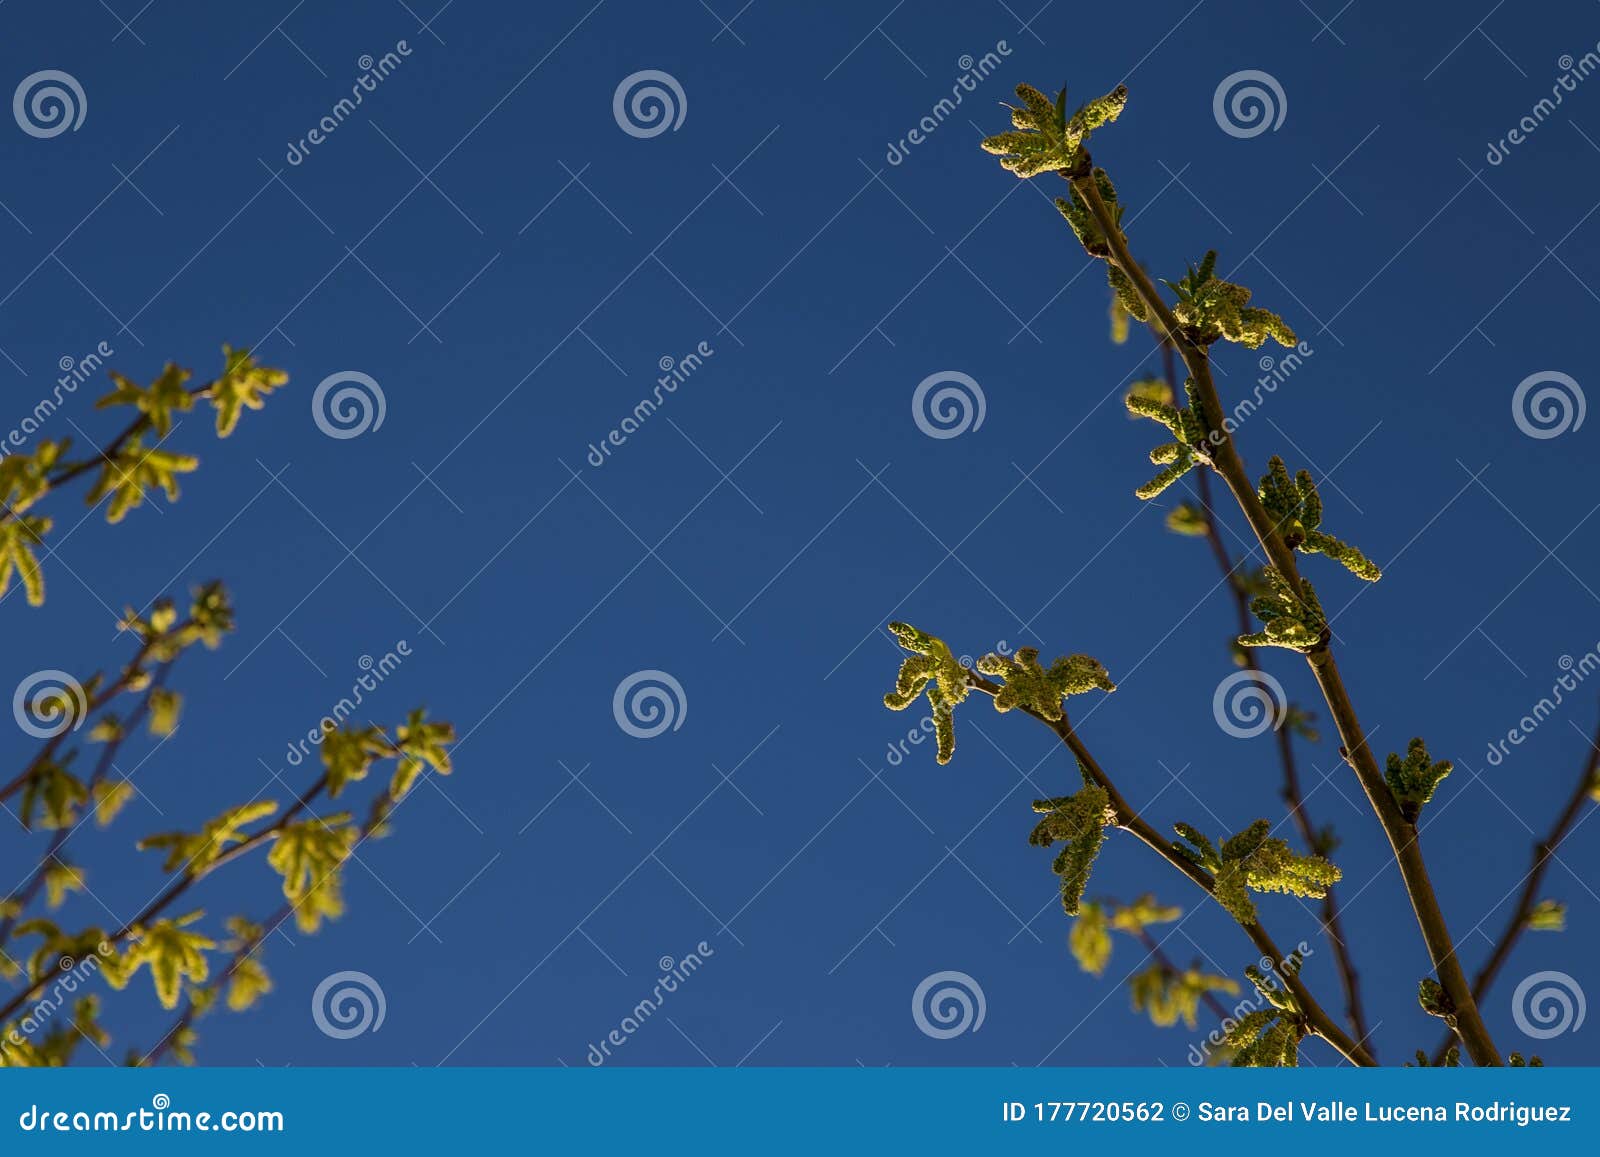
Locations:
0;664;175;948
1132;927;1233;1026
1429;714;1600;1063
966;670;1375;1066
0;772;330;1028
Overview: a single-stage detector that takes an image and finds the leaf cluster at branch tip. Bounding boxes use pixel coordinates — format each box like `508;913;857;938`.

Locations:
1172;819;1341;925
1238;566;1327;652
980;83;1127;179
1163;250;1297;350
1226;953;1307;1067
1258;456;1381;581
1029;776;1114;916
1384;737;1452;823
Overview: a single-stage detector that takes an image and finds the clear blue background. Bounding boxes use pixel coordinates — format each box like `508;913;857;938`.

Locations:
1;0;1597;1067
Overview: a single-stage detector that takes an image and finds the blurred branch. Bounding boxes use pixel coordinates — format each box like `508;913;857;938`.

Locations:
1430;713;1600;1063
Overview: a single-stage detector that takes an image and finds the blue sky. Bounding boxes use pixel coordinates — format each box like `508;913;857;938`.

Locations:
2;0;1599;1068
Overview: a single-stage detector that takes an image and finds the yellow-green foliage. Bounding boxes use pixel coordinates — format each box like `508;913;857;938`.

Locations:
1130;964;1239;1029
883;622;971;764
1069;894;1183;978
1029;774;1114;916
1258;456;1381;581
1239;567;1327;652
1528;899;1566;932
0;997;107;1068
267;816;357;933
976;647;1115;721
1165;502;1208;537
1124;377;1210;500
1226;955;1307;1067
0;347;286;609
981;83;1127;178
1162;250;1296;350
1172;820;1340;924
1384;738;1453;823
139;801;279;874
0;515;50;605
122;912;215;1010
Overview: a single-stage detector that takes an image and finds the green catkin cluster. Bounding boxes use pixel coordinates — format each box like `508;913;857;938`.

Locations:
1029;774;1114;915
1225;954;1308;1067
980;83;1128;179
121;913;215;1010
1238;566;1327;651
976;647;1116;720
1384;737;1453;823
1258;457;1381;581
1069;894;1182;976
0;347;287;606
883;622;971;764
1164;502;1209;537
1162;251;1297;350
1130;965;1241;1030
1527;899;1567;931
1125;377;1211;499
1051;170;1153;321
1055;169;1117;255
1172;820;1341;924
0;514;50;605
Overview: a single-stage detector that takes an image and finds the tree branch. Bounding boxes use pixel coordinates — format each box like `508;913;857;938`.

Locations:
0;663;174;948
1071;162;1499;1065
1430;713;1600;1063
966;670;1376;1066
0;771;329;1028
1189;458;1373;1053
